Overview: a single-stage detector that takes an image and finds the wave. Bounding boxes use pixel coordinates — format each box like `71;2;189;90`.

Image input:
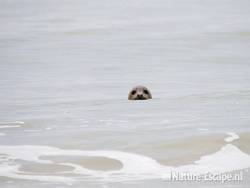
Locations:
0;133;249;184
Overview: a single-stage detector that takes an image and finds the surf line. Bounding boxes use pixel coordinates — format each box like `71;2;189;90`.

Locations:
224;132;239;143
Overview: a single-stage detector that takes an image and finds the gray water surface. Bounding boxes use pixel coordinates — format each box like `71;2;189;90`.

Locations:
0;0;250;187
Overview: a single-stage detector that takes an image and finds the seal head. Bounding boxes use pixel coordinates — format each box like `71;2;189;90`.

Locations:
128;86;152;100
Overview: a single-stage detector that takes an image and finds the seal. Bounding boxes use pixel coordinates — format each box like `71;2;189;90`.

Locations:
128;85;152;100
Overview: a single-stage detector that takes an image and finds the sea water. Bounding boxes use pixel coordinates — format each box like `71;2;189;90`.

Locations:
0;0;250;187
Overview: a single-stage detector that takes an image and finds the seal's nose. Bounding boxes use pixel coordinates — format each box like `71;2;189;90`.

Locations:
137;94;143;99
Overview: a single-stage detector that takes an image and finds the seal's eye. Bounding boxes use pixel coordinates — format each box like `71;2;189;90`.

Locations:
131;90;136;95
143;89;149;95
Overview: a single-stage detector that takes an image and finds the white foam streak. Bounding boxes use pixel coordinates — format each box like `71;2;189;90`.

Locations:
224;132;240;142
0;142;250;183
0;164;73;184
177;144;250;174
0;125;21;129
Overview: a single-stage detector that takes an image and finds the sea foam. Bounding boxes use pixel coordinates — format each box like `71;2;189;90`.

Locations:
0;133;249;183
